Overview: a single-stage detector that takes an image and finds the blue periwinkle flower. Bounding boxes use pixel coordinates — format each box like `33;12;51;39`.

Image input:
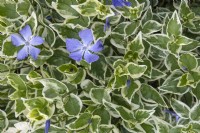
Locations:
11;25;44;60
66;29;104;63
45;120;50;133
164;109;180;122
112;0;131;7
104;0;131;31
104;17;110;32
126;79;131;88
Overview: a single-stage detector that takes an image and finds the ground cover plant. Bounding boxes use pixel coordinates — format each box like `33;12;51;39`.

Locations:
1;0;200;132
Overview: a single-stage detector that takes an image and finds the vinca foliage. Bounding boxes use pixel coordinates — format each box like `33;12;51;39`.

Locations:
0;0;200;132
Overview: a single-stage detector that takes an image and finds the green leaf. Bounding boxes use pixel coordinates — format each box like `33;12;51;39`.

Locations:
50;24;79;41
159;70;189;95
145;34;170;50
63;94;82;116
35;125;67;133
171;98;190;118
114;61;128;76
81;79;97;95
175;35;193;46
71;0;114;19
165;53;179;71
7;73;27;100
140;123;155;133
2;41;18;57
147;68;166;81
157;120;171;133
149;46;166;60
87;55;107;81
192;82;200;100
69;68;86;84
167;41;181;55
115;106;135;123
68;112;92;130
57;64;78;76
15;99;26;117
27;71;42;81
142;20;162;34
182;40;200;51
190;103;200;121
127;32;144;55
178;53;198;71
70;0;97;16
124;51;142;62
99;124;114;133
0;34;7;44
121;3;144;20
125;21;140;37
126;63;147;79
141;7;153;24
167;11;182;37
135;110;154;124
66;16;90;28
37;25;56;47
179;0;195;28
0;2;20;19
113;75;127;88
140;84;167;107
140;57;153;78
16;0;31;16
90;88;111;104
188;70;200;83
121;80;140;102
103;100;119;118
191;122;200;132
20;12;37;35
112;94;132;110
0;63;9;79
93;106;111;124
113;22;129;35
89;115;101;133
169;127;182;133
0;109;8;133
110;33;126;49
52;0;79;19
47;49;71;66
24;97;55;121
113;59;126;68
0;17;13;32
177;73;194;87
91;22;107;40
30;49;53;67
39;78;68;100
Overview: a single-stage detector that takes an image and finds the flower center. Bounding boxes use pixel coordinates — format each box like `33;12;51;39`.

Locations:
82;45;88;51
25;41;30;46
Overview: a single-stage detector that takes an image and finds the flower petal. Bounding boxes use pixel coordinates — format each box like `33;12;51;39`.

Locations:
29;45;41;60
11;34;25;46
79;29;93;45
30;36;44;46
126;79;131;88
66;38;83;52
112;0;124;7
69;50;84;61
124;1;131;6
112;0;131;7
84;50;99;63
19;25;32;41
104;18;110;32
17;46;29;60
45;120;50;133
89;40;104;52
